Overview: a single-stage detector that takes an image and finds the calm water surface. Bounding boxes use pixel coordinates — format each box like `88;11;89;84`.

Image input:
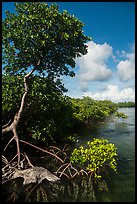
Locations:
2;108;135;202
77;107;135;202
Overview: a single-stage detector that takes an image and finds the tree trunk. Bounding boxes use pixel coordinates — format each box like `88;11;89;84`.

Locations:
2;67;37;166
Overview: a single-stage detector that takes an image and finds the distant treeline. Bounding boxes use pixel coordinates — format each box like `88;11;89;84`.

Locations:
2;72;134;145
116;101;135;107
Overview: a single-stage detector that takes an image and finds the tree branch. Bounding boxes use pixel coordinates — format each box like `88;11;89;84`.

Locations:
20;139;64;164
2;66;38;166
2;119;12;129
15;67;37;123
4;135;15;152
2;67;37;134
2;125;13;134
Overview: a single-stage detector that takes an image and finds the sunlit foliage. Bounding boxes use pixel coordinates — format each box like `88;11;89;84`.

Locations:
114;111;128;119
69;97;118;124
70;138;118;179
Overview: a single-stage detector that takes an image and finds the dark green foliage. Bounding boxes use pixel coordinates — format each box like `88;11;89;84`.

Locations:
2;73;24;123
2;2;91;77
2;74;76;143
2;2;91;144
2;1;119;147
116;101;135;107
2;3;119;202
2;73;119;144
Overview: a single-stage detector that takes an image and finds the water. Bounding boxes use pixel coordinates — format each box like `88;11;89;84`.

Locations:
104;108;135;202
2;108;135;202
78;107;135;202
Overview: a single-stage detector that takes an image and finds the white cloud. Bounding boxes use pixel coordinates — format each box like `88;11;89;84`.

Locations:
76;41;112;89
117;44;135;81
83;84;135;102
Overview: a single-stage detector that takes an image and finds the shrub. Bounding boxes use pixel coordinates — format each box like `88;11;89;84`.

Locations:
70;138;118;179
114;111;128;119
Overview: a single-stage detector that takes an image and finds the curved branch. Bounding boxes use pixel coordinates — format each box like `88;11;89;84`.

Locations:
13;67;36;126
13;128;20;164
2;67;36;134
4;135;15;152
2;119;12;129
2;66;37;166
2;124;13;134
20;139;64;164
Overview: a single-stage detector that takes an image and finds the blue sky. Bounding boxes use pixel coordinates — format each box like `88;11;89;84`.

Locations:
2;2;135;102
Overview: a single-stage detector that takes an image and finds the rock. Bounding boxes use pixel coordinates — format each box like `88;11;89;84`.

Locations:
10;166;60;185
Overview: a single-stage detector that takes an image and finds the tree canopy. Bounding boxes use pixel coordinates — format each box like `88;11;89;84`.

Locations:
2;2;91;161
2;4;119;201
2;2;91;77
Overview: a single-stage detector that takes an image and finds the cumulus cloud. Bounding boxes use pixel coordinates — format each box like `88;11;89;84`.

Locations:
83;84;135;102
76;41;113;89
117;44;135;81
